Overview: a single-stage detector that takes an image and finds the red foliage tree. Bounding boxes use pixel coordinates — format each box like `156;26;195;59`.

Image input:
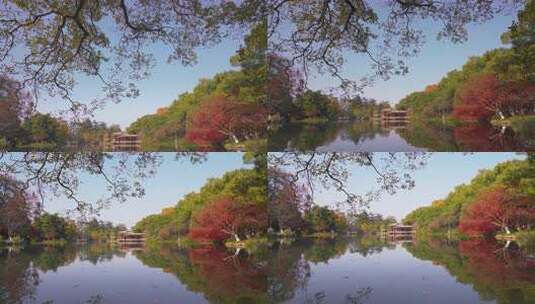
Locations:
0;176;39;239
459;187;531;237
458;239;535;288
188;247;266;301
267;54;304;121
453;73;535;122
185;95;267;150
0;76;32;146
268;168;310;232
188;197;266;242
453;124;518;151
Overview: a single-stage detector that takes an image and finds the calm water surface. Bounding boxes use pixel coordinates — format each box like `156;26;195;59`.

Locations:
2;239;533;304
268;121;535;152
267;237;535;304
0;244;267;304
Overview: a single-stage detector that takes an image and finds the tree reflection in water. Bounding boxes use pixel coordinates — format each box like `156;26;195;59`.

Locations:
268;241;311;303
0;247;39;304
1;239;534;304
269;121;535;152
267;237;381;303
0;245;106;304
1;243;268;304
405;238;535;304
268;237;535;304
397;122;534;151
135;244;268;304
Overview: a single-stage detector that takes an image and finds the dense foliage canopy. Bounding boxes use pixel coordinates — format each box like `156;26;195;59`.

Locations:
404;156;535;237
134;166;267;243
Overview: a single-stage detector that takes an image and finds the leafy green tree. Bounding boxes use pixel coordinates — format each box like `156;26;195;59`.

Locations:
230;21;267;104
80;219;124;242
0;76;31;149
293;90;339;120
507;0;535;81
349;96;390;120
396;1;535;122
304;206;337;233
32;213;78;241
350;212;396;235
21;113;69;149
127;23;268;151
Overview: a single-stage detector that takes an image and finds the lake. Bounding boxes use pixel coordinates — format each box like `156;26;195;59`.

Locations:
0;244;267;304
2;239;533;304
267;237;535;304
268;121;535;152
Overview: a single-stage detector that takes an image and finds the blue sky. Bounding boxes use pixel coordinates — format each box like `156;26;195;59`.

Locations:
308;7;520;104
314;153;526;221
44;152;250;227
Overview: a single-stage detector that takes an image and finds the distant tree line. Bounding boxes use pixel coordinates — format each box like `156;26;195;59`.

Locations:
268;168;396;237
0;175;127;244
1;211;127;244
0;80;122;151
268;57;391;125
348;212;397;236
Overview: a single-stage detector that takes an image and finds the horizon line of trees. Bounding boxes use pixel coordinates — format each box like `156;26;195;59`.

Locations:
268;168;401;237
268;56;392;125
0;175;128;243
0;78;124;151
